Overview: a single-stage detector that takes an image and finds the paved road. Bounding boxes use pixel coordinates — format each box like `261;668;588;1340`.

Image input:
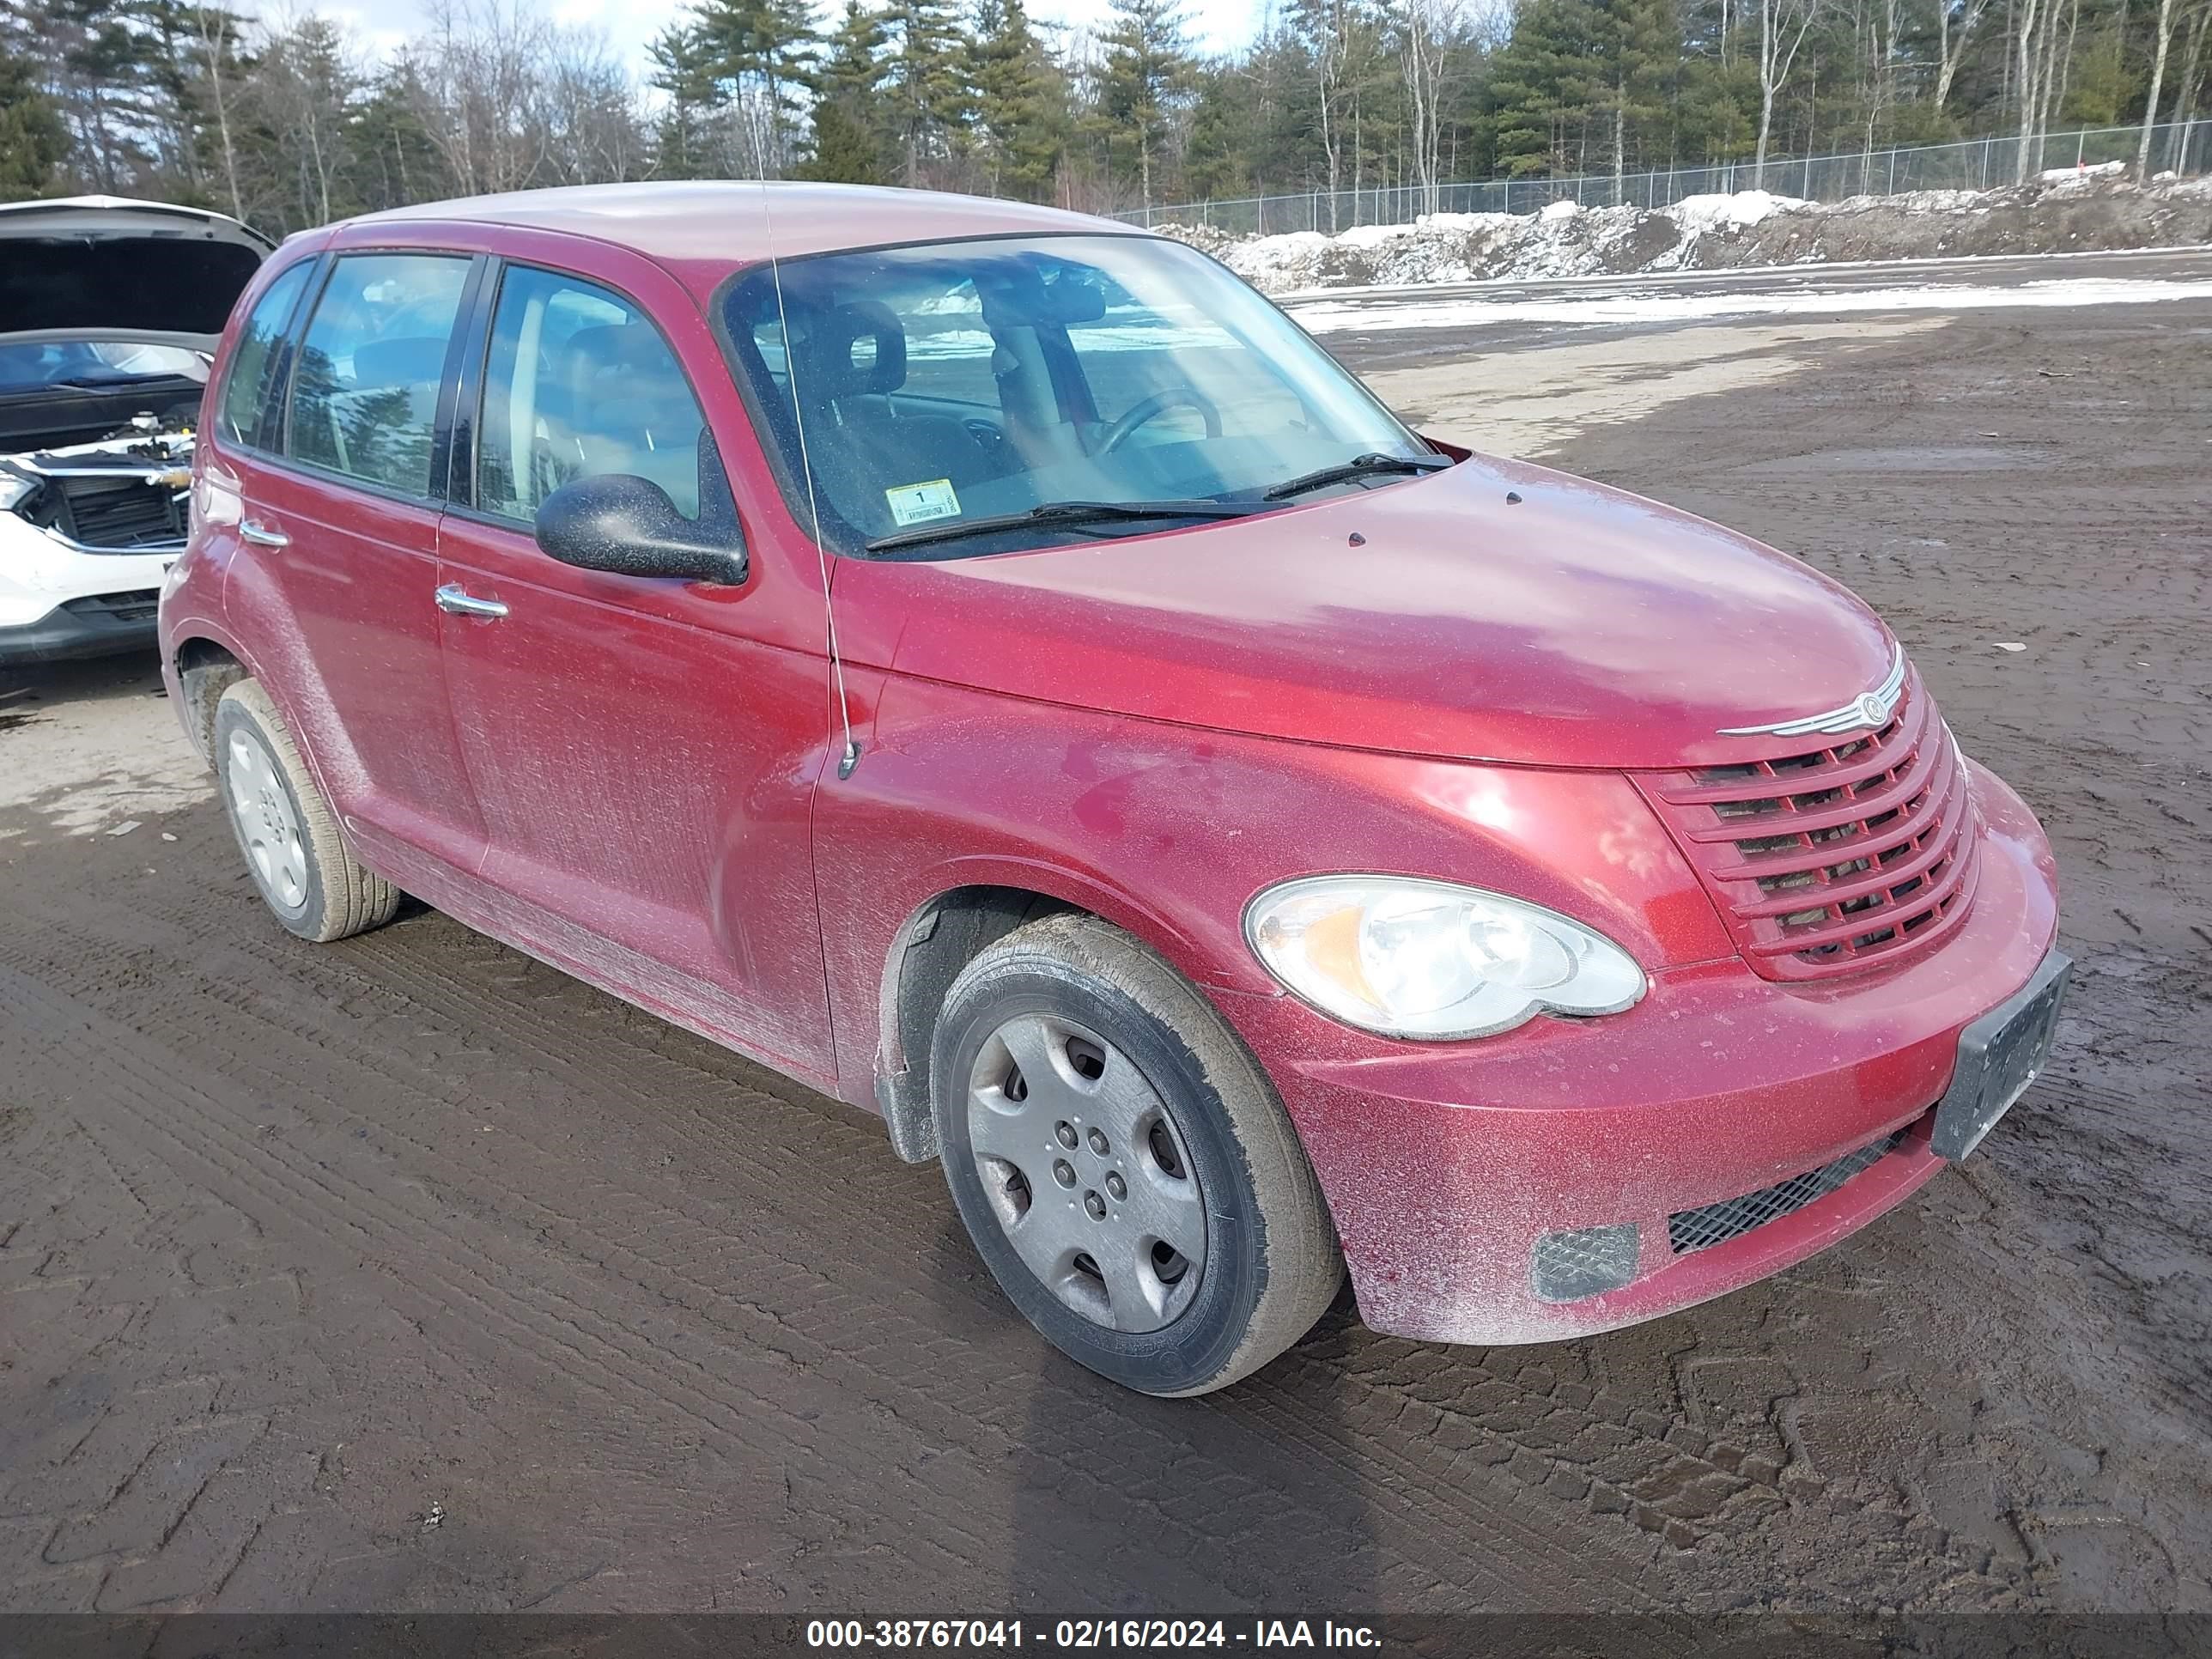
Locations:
1286;244;2212;362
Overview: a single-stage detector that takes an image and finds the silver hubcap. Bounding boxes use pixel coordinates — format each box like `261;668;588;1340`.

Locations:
224;728;309;911
966;1012;1207;1334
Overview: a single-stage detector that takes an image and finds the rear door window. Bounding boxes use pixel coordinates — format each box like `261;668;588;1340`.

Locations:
288;254;471;497
216;260;313;448
474;264;708;523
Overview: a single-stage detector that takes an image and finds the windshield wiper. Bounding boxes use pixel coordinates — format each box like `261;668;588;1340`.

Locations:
865;498;1260;556
1262;451;1451;501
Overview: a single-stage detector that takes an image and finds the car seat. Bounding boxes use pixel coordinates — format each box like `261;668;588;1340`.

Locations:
562;323;702;514
793;301;1000;535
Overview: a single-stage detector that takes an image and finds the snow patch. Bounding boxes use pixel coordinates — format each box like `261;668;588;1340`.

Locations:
2040;159;2128;184
1285;276;2212;334
1667;190;1804;233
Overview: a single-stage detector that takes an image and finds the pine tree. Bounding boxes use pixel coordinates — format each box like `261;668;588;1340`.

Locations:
1486;0;1605;177
650;22;726;179
1601;0;1679;183
972;0;1066;200
1092;0;1194;208
879;0;970;185
799;98;890;183
687;0;819;174
349;56;448;214
1182;60;1258;198
0;29;69;196
796;0;894;184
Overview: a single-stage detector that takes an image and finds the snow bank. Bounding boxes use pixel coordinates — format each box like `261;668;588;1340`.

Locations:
1162;173;2212;296
1206;190;1814;290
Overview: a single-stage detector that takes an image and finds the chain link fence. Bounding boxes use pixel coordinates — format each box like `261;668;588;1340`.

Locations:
1114;120;2212;237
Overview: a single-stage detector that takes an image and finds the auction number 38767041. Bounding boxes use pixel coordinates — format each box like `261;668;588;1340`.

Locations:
804;1620;1382;1650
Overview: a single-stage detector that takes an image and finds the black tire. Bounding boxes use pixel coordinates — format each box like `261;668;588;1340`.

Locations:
932;914;1343;1395
213;680;400;943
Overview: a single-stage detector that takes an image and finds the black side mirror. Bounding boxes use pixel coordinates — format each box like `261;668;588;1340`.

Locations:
534;439;748;586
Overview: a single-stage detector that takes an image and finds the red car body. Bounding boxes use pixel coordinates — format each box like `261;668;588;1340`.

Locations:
160;185;2063;1348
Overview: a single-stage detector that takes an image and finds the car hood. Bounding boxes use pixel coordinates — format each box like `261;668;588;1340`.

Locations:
0;196;270;349
837;452;1899;771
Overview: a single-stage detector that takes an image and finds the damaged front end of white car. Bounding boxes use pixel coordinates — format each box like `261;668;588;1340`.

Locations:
0;197;270;667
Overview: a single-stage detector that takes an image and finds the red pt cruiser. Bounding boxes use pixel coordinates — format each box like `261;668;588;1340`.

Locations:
160;184;2067;1395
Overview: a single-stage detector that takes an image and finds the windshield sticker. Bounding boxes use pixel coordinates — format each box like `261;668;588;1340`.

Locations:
885;477;961;527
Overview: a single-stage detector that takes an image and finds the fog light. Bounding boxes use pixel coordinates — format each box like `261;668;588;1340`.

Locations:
1530;1223;1641;1303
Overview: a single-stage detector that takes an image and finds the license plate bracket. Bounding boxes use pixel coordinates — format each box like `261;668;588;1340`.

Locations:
1930;951;2070;1160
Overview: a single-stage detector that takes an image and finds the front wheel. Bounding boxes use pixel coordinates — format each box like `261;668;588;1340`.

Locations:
931;915;1342;1395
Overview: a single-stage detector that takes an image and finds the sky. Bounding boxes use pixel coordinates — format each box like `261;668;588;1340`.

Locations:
323;0;1275;82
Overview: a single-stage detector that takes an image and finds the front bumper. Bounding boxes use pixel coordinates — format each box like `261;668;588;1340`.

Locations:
0;590;162;665
0;510;174;666
1218;760;2062;1345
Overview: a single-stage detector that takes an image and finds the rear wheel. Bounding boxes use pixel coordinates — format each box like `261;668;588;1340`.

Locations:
932;915;1342;1395
214;680;399;943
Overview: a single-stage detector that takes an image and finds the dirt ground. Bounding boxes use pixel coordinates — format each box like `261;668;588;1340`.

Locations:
2;299;2208;1616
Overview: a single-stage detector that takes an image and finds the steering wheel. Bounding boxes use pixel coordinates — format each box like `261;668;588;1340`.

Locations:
1099;386;1223;453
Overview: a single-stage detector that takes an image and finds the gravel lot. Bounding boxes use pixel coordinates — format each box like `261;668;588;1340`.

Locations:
3;291;2207;1615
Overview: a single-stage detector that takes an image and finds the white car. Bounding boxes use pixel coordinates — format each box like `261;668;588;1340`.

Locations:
0;197;270;666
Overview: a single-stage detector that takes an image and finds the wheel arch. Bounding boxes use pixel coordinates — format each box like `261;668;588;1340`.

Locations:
872;883;1091;1164
172;632;252;764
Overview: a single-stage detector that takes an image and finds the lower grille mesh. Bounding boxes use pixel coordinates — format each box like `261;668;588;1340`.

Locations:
62;589;161;625
57;475;186;550
1667;1130;1905;1255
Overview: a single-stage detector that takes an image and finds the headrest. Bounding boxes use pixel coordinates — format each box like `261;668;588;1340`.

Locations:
800;300;906;399
565;323;666;378
351;335;449;388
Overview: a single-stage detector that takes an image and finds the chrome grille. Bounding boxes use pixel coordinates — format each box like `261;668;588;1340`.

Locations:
1634;671;1982;981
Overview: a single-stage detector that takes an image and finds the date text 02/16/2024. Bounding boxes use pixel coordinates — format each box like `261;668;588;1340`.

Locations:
804;1621;1383;1650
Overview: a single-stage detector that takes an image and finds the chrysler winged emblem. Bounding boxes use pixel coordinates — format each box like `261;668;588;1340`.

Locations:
1719;645;1907;738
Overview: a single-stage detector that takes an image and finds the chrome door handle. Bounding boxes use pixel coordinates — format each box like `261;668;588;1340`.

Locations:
240;518;289;548
434;582;508;619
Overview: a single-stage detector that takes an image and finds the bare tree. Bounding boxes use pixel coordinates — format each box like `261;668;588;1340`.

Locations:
2173;2;2211;171
2140;0;2179;174
1934;0;1992;110
245;14;359;227
1304;0;1351;228
2012;0;2049;180
541;33;650;185
415;0;553;198
1863;0;1906;160
2010;0;2081;180
1755;0;1823;185
1395;0;1462;216
193;6;244;221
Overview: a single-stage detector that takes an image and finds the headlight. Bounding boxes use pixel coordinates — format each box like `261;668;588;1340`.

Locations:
1244;875;1645;1040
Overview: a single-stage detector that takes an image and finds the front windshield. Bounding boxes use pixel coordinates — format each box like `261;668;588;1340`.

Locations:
719;234;1430;557
0;340;208;392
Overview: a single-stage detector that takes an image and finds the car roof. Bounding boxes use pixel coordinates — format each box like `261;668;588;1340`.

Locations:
348;181;1141;266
